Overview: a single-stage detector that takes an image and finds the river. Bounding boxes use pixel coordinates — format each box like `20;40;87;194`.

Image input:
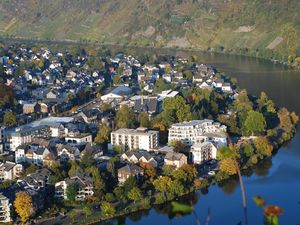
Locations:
99;52;300;225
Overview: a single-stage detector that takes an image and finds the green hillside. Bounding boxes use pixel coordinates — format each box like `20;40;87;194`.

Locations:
0;0;300;63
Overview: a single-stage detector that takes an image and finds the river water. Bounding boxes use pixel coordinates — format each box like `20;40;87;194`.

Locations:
104;52;300;225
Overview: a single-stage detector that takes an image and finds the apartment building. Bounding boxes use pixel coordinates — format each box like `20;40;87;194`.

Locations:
191;142;218;164
168;119;227;146
10;126;50;151
111;127;159;151
0;194;11;223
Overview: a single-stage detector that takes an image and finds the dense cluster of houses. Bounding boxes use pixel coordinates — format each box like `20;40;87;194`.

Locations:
0;50;236;223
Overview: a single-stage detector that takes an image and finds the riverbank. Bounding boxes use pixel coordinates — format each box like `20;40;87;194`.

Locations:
1;36;299;70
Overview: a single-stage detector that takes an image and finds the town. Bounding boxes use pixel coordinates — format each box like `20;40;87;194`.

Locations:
0;44;297;224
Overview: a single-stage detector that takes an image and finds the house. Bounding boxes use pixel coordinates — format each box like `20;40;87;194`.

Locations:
17;168;51;191
191;142;217;164
132;96;162;115
0;162;23;182
76;109;102;125
55;173;94;201
164;152;187;168
15;144;51;166
111;127;159;151
198;81;212;90
56;144;80;162
192;73;203;83
118;164;144;184
23;102;40;114
101;86;132;102
46;90;60;99
0;193;12;223
221;83;232;92
80;143;103;161
120;151;158;167
158;90;179;100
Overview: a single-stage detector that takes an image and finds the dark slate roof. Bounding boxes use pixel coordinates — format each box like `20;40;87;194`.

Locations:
111;86;132;96
134;96;158;113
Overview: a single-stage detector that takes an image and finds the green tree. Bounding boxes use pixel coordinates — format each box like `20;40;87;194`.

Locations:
138;112;150;127
162;96;192;124
123;175;137;196
127;187;142;203
101;201;116;218
234;89;253;112
4;111;16;127
66;183;78;201
153;176;173;199
86;166;105;200
116;105;137;128
83;206;92;218
243;143;254;158
169;179;184;195
94;123;111;144
243;111;266;136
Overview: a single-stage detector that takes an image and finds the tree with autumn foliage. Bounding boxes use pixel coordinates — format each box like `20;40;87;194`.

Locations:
14;191;34;223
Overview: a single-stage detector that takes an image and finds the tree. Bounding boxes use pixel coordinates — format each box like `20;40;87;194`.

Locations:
254;137;273;158
172;164;198;184
83;206;93;218
94;123;111;144
14;192;34;223
86;166;105;200
169;179;184;196
243;143;254;158
128;187;142;203
234;89;253;112
139;162;156;179
123;176;137;196
243;111;266;136
153;176;173;199
162;96;192;124
66;183;78;201
68;162;83;177
4;111;16;127
170;140;189;154
80;151;95;168
138;112;150;127
101;201;116;218
116;105;137;128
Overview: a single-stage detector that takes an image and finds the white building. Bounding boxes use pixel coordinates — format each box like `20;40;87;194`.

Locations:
0;162;23;181
0;194;11;223
111;127;159;151
65;133;92;146
15;145;51;166
55;174;94;201
191;142;217;164
168;120;227;146
10;129;32;151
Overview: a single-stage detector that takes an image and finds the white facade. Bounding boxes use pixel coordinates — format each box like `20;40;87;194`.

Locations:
111;128;159;151
191;142;217;164
168;120;227;146
65;134;92;145
0;162;23;181
10;132;32;151
0;194;11;223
